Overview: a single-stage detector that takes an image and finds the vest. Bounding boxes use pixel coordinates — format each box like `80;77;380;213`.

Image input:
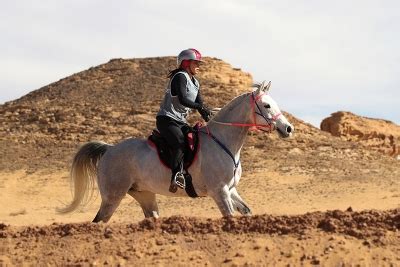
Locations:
157;71;200;123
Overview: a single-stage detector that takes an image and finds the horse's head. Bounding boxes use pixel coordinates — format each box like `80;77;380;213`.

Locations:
252;81;294;138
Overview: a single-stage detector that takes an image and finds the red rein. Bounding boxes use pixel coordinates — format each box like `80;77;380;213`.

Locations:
208;92;281;133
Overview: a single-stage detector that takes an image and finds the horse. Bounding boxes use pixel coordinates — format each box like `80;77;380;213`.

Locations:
58;81;294;222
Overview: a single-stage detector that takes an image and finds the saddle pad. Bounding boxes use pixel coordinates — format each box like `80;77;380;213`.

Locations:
147;127;200;170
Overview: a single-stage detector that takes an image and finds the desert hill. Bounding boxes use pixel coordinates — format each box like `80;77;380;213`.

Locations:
1;57;399;266
321;111;400;158
0;57;252;172
1;57;397;177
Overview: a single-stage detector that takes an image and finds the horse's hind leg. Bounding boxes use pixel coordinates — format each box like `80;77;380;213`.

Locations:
93;196;124;223
230;187;252;216
127;190;159;218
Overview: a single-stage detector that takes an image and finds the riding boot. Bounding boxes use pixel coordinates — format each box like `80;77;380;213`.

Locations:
169;171;179;193
169;145;185;193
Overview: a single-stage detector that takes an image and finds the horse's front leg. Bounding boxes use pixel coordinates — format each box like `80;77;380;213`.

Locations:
210;185;235;216
230;187;252;216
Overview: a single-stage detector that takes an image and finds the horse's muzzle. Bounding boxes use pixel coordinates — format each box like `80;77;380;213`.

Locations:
277;123;294;138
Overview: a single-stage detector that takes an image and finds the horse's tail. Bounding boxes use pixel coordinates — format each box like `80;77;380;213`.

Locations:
57;141;111;214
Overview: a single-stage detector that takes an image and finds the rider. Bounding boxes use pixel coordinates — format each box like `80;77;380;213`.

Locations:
156;48;213;193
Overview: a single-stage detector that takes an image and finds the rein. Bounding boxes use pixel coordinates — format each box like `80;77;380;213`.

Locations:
201;125;240;172
198;92;281;175
210;92;282;133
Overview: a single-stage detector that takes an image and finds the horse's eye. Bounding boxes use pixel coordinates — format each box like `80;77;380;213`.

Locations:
264;104;271;109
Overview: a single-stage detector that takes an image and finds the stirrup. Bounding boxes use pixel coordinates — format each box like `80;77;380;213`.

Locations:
173;172;186;189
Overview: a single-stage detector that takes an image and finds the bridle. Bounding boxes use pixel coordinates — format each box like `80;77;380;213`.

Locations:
198;91;282;175
209;91;282;133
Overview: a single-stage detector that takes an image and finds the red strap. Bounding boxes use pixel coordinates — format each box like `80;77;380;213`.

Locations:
204;92;282;133
213;92;280;132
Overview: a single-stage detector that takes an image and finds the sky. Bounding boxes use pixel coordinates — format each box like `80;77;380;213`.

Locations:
1;0;399;127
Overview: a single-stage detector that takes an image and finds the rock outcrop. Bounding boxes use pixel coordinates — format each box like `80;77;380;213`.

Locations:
321;111;400;157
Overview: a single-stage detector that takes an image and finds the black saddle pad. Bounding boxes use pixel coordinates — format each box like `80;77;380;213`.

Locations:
148;125;200;170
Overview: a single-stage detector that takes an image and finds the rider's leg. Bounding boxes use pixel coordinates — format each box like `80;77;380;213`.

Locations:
169;144;185;191
156;116;186;192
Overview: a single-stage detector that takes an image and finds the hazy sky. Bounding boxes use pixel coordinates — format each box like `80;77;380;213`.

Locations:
1;0;399;127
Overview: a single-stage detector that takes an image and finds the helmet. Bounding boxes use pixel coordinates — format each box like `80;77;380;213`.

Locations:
177;48;203;67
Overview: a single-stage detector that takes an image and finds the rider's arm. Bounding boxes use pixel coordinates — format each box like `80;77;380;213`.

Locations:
171;73;202;110
195;91;203;106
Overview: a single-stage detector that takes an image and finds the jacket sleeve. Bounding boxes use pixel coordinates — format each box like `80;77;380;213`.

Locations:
195;90;203;106
171;73;202;110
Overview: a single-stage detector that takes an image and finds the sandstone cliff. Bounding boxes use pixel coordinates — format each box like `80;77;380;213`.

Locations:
321;111;400;157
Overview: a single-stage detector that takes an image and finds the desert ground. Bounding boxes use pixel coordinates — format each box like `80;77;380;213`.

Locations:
1;167;399;266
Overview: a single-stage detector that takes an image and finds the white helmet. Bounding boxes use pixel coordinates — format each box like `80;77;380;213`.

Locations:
177;48;203;67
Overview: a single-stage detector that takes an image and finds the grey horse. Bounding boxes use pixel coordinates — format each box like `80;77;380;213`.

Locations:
58;81;294;222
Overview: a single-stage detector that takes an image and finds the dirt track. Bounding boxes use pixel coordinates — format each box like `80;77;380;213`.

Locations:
0;168;399;266
1;210;399;266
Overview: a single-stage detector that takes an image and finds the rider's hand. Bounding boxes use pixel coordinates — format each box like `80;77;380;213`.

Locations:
199;105;212;122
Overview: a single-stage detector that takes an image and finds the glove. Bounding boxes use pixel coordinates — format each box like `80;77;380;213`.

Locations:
199;105;212;122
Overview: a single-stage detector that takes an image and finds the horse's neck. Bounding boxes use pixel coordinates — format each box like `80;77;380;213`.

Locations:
206;94;252;156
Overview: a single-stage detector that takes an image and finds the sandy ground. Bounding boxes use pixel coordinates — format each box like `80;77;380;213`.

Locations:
1;225;399;266
1;169;399;226
1;169;399;266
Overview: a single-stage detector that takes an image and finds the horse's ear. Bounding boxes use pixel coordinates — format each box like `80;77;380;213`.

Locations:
265;81;271;92
252;82;262;95
253;81;270;95
258;80;267;94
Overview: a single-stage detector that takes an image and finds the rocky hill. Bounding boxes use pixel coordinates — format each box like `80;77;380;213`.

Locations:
321;111;400;158
1;57;252;171
0;57;398;181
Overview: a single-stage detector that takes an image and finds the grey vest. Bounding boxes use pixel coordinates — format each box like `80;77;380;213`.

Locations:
157;71;200;123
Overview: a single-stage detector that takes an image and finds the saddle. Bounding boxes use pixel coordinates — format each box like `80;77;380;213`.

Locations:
147;124;201;198
147;123;201;171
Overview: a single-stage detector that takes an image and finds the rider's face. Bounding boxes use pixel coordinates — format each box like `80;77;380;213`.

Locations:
189;61;201;76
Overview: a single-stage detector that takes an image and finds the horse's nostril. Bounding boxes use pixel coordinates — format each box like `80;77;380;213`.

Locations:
286;126;292;133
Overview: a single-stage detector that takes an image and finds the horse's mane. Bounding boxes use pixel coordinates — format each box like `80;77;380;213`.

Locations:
212;92;251;121
210;81;269;121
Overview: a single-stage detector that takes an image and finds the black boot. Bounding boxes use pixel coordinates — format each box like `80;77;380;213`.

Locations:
169;170;186;193
169;171;178;193
169;148;185;192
